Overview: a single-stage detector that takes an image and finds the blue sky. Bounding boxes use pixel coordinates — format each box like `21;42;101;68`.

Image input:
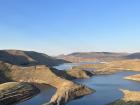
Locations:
0;0;140;55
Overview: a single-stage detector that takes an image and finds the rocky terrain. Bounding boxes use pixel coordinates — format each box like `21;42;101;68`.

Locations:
108;89;140;105
66;68;94;79
1;50;140;105
0;59;94;105
0;82;39;105
45;83;93;105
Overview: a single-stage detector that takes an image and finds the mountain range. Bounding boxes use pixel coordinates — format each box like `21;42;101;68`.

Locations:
58;52;140;62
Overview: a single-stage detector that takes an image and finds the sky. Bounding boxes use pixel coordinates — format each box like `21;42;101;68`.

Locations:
0;0;140;55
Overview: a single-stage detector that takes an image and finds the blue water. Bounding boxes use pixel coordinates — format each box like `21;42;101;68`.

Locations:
17;84;56;105
67;71;140;105
17;63;140;105
54;62;100;70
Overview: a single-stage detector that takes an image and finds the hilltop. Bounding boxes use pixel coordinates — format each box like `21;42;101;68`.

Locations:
0;52;94;105
58;52;140;62
0;50;69;67
57;52;129;62
125;53;140;59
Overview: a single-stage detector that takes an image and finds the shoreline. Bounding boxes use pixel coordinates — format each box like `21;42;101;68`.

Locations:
0;82;40;105
1;59;140;105
108;89;140;105
124;74;140;82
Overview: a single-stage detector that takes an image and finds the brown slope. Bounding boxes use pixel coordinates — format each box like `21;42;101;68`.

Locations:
58;52;129;62
108;90;140;105
0;82;39;105
0;50;69;67
0;61;94;105
125;53;140;59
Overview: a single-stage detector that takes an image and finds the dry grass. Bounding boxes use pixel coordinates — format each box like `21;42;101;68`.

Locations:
0;82;19;90
108;89;140;105
74;60;140;74
125;74;140;82
121;89;140;102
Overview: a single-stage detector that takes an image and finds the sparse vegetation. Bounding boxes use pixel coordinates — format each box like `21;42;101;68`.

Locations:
74;60;140;74
108;90;140;105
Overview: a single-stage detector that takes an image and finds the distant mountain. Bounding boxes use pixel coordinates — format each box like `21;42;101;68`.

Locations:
68;52;128;58
125;53;140;59
57;52;129;62
0;50;69;66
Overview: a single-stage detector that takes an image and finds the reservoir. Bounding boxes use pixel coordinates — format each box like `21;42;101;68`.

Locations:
67;71;140;105
17;63;140;105
17;84;56;105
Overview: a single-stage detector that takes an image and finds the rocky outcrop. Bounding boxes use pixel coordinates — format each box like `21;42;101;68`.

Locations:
0;61;94;105
0;82;39;105
44;83;94;105
108;89;140;105
66;68;94;79
51;68;95;80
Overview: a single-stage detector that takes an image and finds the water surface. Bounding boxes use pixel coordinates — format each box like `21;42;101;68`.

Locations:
17;63;140;105
54;62;99;70
67;71;140;105
17;84;56;105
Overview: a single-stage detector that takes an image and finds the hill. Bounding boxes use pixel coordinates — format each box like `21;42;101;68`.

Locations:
108;90;140;105
0;61;93;105
58;52;129;62
0;50;69;67
125;53;140;59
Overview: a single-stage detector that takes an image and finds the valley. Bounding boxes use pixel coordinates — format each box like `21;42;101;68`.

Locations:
0;50;140;105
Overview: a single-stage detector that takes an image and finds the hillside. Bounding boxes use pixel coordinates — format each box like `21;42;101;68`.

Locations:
73;59;140;74
0;82;39;105
0;50;69;67
68;52;127;58
0;61;94;105
58;52;129;62
125;74;140;82
125;53;140;59
108;90;140;105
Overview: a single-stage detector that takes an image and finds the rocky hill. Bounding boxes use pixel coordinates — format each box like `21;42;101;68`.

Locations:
0;61;94;105
0;50;69;67
0;82;39;105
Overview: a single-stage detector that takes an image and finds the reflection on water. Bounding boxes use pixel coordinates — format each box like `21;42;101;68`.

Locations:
17;84;56;105
67;71;140;105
